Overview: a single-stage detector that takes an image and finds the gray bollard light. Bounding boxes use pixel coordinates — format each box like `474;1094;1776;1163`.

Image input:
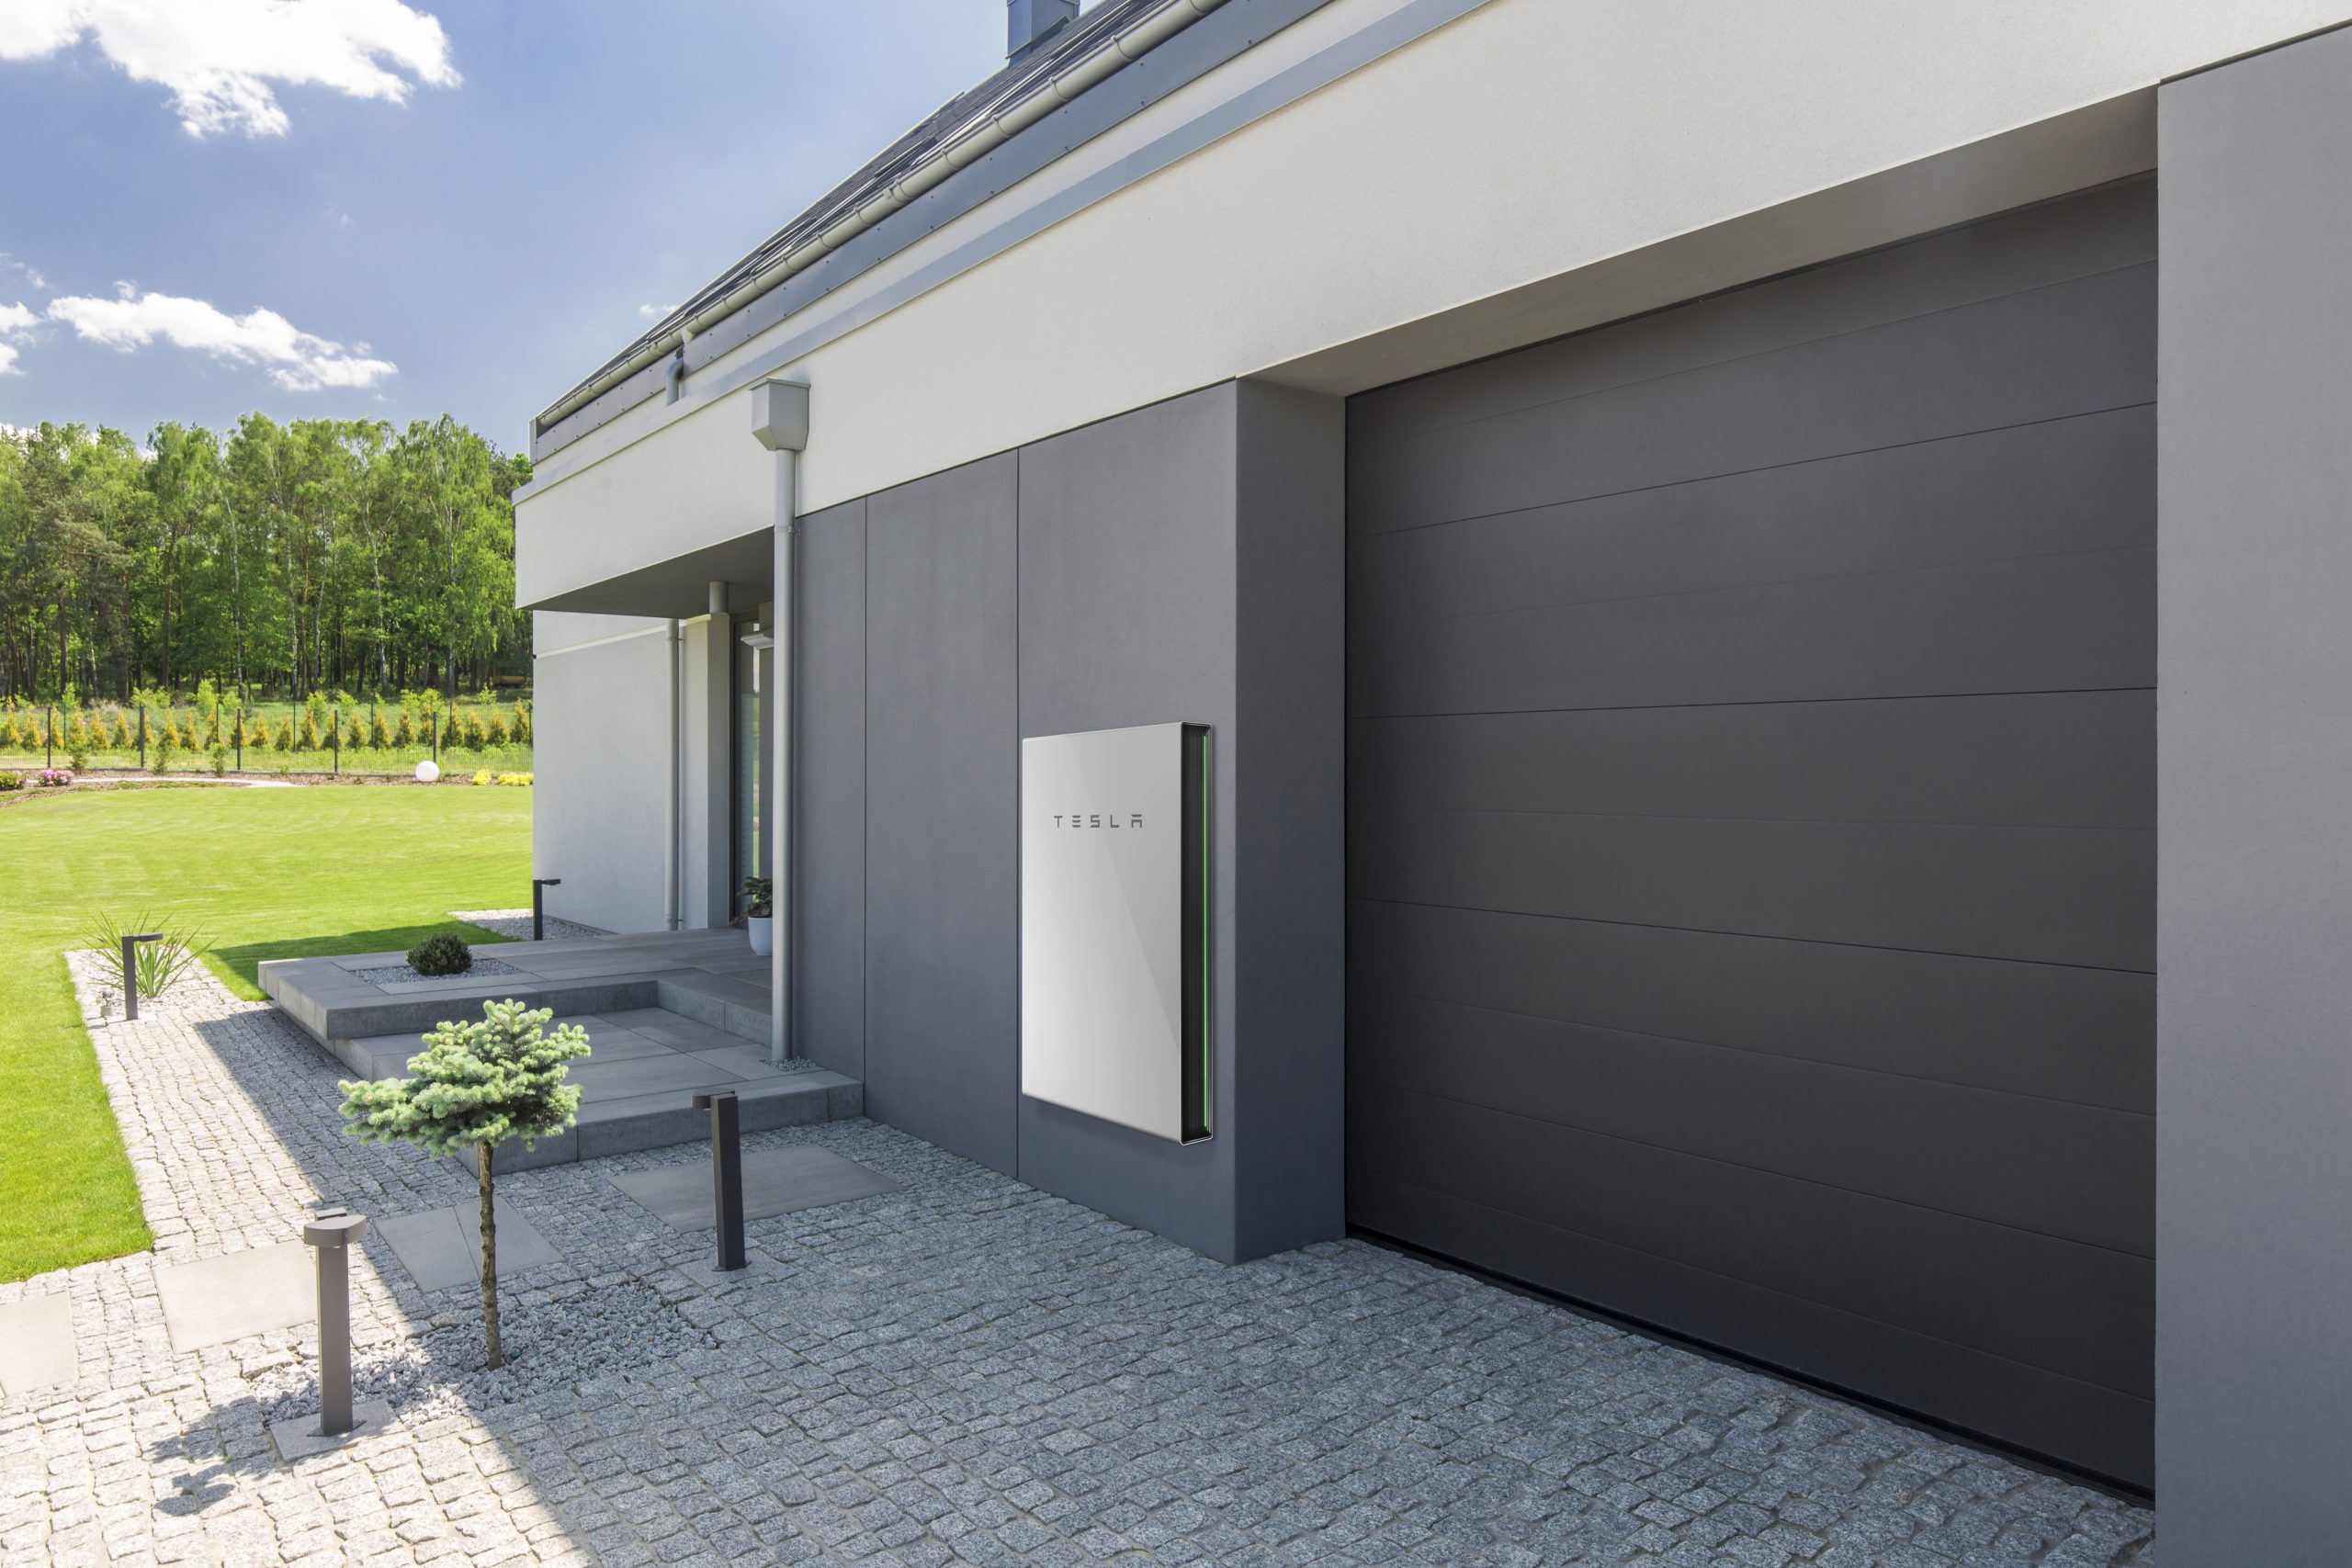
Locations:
690;1091;747;1271
120;931;162;1021
305;1210;368;1436
269;1207;391;1461
532;877;562;942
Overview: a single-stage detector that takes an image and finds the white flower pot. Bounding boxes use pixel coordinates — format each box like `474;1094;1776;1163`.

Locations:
746;915;773;957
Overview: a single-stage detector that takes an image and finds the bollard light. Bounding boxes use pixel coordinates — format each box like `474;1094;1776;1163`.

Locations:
269;1207;390;1461
690;1091;747;1271
120;932;162;1021
532;877;562;942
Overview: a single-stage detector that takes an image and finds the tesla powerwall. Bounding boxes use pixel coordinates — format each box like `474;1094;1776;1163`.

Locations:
1021;721;1211;1144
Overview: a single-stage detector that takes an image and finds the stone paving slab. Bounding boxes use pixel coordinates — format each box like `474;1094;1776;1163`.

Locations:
607;1145;905;1230
153;1241;315;1352
0;951;2159;1568
376;1201;560;1293
0;1293;75;1395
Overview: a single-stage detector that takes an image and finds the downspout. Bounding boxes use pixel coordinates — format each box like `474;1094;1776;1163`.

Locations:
750;380;810;1066
665;617;682;931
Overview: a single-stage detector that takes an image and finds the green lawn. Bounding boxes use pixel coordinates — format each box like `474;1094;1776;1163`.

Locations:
0;783;534;1282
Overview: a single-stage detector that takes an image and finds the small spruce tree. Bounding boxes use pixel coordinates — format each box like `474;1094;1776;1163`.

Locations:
338;1000;589;1369
109;713;134;751
513;706;532;745
484;711;511;748
299;713;322;751
371;709;394;749
275;717;298;751
443;709;464;750
69;715;93;752
394;711;417;747
463;711;487;750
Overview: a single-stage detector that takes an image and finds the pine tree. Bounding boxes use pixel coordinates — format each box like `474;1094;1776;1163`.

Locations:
484;712;511;747
394;711;417;747
109;714;134;750
444;709;465;750
372;710;394;749
276;717;298;751
513;707;532;744
338;1001;589;1369
299;713;322;751
463;711;487;750
69;716;93;752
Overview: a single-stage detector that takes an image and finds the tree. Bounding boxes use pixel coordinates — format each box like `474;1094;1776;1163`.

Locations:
338;1000;589;1368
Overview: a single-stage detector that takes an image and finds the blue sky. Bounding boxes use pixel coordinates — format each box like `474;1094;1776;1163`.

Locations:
0;0;1017;455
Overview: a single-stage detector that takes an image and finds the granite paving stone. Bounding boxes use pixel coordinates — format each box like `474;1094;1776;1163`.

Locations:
0;953;2158;1566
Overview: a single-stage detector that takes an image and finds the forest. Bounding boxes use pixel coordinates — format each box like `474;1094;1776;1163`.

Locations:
0;414;532;705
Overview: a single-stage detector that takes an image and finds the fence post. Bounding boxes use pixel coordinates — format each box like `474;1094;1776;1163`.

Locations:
235;706;243;773
332;712;340;776
46;705;54;769
138;705;146;771
689;1091;747;1271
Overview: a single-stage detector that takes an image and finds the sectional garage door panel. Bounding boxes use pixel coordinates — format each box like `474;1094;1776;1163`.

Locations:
1343;181;2156;1486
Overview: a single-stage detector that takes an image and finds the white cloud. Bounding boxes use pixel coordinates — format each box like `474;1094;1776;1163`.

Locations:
46;289;396;390
638;302;674;319
0;299;37;376
0;254;47;290
0;0;458;138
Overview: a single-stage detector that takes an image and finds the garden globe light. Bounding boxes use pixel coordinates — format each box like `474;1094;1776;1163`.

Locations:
415;759;440;784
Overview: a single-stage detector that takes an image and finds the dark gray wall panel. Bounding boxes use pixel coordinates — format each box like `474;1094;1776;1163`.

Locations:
1015;384;1242;1260
1346;180;2155;1485
2158;30;2352;1555
1350;994;2151;1254
1349;900;2154;1114
1012;380;1348;1264
865;456;1021;1174
1351;547;2154;717
1351;263;2154;536
1349;690;2155;829
1350;177;2158;447
793;499;867;1081
1230;382;1348;1259
1351;807;2154;971
1350;406;2154;628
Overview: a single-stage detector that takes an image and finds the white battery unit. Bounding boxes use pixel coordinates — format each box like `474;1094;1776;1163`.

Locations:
1020;721;1211;1144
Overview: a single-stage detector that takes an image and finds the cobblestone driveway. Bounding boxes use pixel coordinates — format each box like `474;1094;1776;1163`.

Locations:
0;962;2156;1566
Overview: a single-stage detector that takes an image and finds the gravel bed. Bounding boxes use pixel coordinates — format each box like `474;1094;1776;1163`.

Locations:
452;907;605;942
350;955;524;985
252;1280;714;1427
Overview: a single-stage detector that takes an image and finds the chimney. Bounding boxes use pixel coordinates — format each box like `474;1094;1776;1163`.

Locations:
1007;0;1079;62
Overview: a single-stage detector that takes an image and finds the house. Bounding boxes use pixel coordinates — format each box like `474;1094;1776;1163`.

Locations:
514;0;2352;1544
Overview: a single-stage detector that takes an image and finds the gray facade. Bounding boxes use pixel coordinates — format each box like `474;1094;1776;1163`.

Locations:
1345;181;2157;1486
781;382;1345;1259
2157;27;2352;1560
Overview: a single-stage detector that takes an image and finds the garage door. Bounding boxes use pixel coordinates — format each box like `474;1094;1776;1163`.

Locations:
1344;179;2154;1488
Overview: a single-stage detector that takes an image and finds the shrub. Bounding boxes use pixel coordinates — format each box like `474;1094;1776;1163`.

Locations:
471;769;492;785
203;716;221;748
85;908;209;1002
305;692;330;733
484;712;511;747
0;772;20;793
195;678;219;725
69;716;92;753
497;772;531;786
463;712;487;750
513;706;532;744
371;710;393;749
275;718;297;751
66;745;88;773
394;711;417;746
151;726;177;775
38;768;72;786
406;932;475;976
109;714;134;750
176;716;198;751
209;743;229;777
299;714;322;751
443;710;465;749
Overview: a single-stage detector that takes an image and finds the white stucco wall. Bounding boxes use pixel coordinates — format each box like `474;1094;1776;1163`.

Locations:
517;0;2352;601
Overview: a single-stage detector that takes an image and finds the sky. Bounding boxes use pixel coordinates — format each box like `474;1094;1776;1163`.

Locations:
0;0;1018;455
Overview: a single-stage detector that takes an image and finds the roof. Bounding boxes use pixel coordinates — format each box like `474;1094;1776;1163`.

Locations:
539;0;1186;435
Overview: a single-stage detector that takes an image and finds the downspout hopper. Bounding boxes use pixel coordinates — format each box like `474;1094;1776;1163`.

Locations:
750;379;810;1065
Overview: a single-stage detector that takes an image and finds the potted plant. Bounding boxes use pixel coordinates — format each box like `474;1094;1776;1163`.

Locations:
741;875;774;956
